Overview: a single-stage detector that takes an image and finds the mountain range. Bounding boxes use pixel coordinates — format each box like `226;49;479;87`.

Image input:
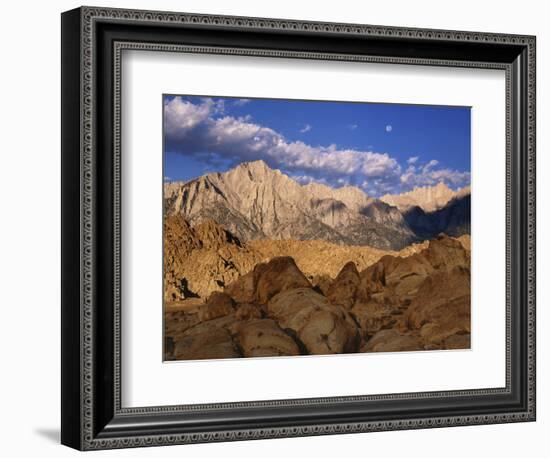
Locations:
164;160;470;250
380;182;470;212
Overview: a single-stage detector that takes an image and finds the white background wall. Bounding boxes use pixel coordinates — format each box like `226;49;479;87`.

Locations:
0;0;546;456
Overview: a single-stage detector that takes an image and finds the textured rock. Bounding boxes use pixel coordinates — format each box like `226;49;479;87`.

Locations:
357;234;469;300
164;215;432;303
234;319;301;357
249;238;402;282
347;234;470;345
267;288;360;354
163;215;259;300
164;309;201;344
254;257;311;305
193;217;243;250
197;292;235;321
351;300;397;336
164;225;472;360
163;215;202;302
181;315;241;337
173;328;240;360
224;271;256;304
405;266;470;346
326;261;360;310
357;260;387;297
421;234;470;270
234;303;263;320
443;333;471;349
267;288;328;324
311;274;333;296
362;329;424;352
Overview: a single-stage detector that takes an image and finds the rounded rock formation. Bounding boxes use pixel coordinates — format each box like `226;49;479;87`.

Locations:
326;261;360;310
234;319;301;357
254;256;311;305
267;288;360;354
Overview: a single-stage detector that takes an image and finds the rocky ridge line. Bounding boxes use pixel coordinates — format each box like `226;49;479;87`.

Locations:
165;232;471;360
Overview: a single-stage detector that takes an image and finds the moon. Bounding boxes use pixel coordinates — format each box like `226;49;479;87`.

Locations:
385;124;393;132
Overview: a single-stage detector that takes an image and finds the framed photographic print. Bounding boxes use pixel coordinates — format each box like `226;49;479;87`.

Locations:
61;6;536;450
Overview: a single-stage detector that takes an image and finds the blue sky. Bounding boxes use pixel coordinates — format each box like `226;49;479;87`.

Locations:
163;95;470;196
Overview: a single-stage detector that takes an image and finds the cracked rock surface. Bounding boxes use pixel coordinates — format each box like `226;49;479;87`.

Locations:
165;227;471;361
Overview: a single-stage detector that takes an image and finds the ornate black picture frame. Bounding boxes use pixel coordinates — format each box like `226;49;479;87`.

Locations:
61;6;536;450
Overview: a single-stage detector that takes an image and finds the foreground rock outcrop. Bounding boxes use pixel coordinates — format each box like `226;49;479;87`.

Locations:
163;214;434;303
165;232;471;360
267;287;360;354
235;319;301;357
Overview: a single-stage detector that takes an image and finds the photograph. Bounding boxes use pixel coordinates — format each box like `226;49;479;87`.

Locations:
163;95;472;361
54;3;537;452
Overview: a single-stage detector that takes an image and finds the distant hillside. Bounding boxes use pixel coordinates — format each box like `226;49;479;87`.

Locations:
163;214;470;302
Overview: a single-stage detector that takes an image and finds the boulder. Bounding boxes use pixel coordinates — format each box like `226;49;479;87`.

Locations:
326;261;360;310
311;274;333;296
254;257;311;304
405;266;470;341
267;287;328;323
224;271;256;304
351;299;396;336
362;329;424;353
443;332;471;350
234;303;263;320
421;234;470;270
234;319;301;357
164;309;201;343
198;291;235;321
376;254;432;295
298;309;354;354
173;327;240;360
267;288;361;354
181;314;241;337
354;234;470;302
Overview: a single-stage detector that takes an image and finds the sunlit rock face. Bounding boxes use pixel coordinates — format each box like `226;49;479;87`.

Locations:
164;160;416;250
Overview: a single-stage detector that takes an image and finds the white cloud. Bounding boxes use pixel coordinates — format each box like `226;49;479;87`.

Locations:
164;176;171;181
164;98;469;195
292;174;329;186
400;165;470;189
233;98;251;106
347;124;358;130
299;124;312;134
424;159;439;170
337;177;350;186
407;156;419;164
164;96;212;136
423;159;439;172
